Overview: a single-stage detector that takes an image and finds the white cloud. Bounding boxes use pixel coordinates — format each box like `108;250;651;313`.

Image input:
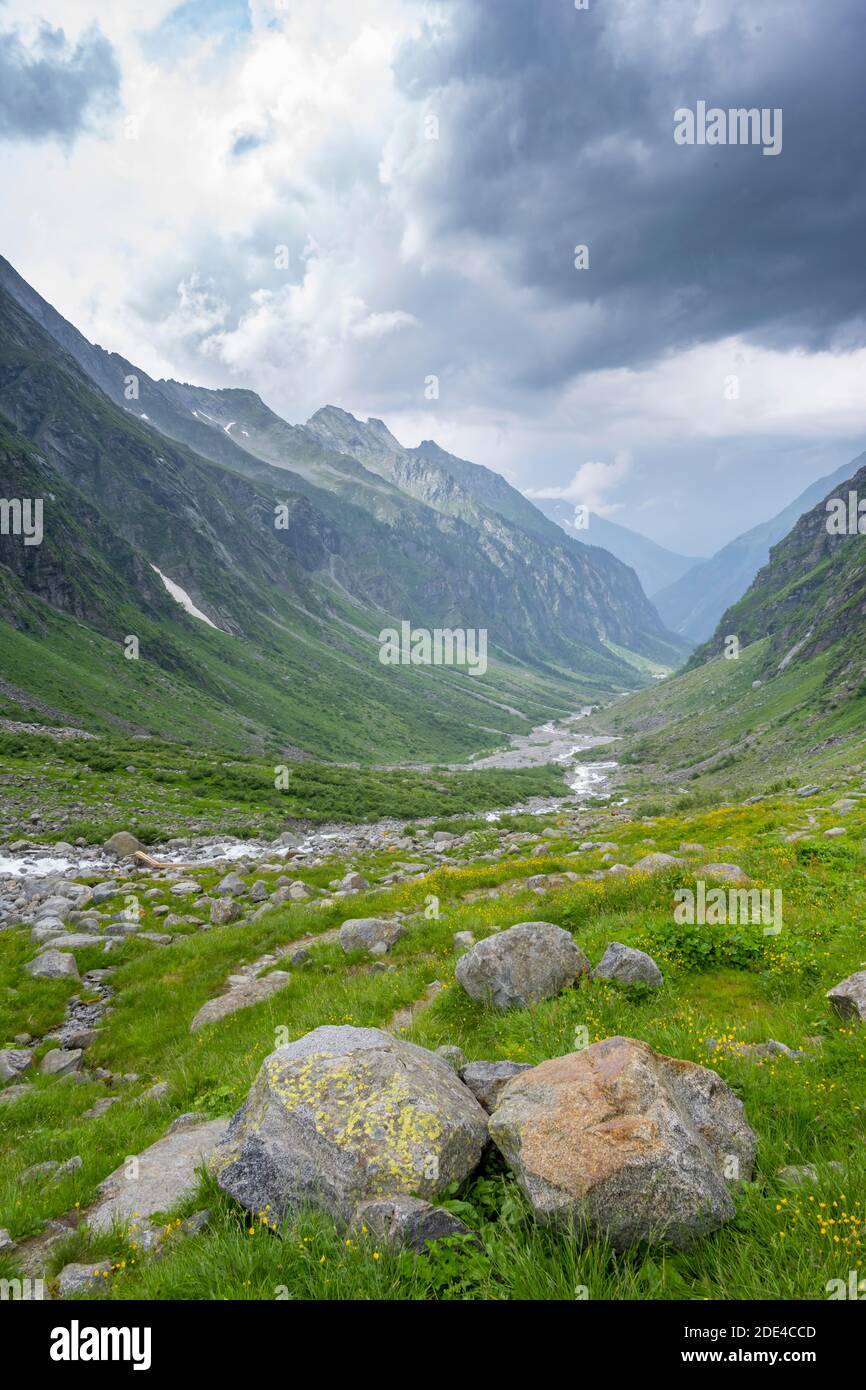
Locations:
526;454;633;516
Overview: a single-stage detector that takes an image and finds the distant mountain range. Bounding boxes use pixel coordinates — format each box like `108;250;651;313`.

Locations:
530;498;701;597
534;463;863;648
649;463;860;642
0;256;689;762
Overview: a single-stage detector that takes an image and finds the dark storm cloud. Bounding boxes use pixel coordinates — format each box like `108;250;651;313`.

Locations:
395;0;866;382
0;16;119;141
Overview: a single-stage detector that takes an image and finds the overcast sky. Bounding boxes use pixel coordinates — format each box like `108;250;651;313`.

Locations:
1;0;865;554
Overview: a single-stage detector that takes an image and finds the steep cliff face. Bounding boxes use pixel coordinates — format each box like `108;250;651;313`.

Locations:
304;407;688;668
692;453;866;686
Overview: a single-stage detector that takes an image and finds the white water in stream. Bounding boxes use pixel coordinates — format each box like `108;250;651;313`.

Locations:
0;710;619;879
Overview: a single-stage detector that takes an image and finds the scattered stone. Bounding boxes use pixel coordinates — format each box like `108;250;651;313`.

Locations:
632;853;686;873
189;971;290;1032
824;827;846;838
706;1038;804;1061
215;1025;488;1223
453;931;475;954
831;799;857;813
24;950;79;980
341;872;370;891
351;1195;479;1254
0;1048;32;1083
0;1228;15;1252
249;881;268;902
795;785;821;798
459;1060;532;1113
0;1084;32;1105
593;942;664;988
827;971;866;1023
216;873;247;897
488;1036;756;1250
22;1160;60;1182
210;898;242;926
87;1119;229;1232
103;832;143;859
696;863;750;885
58;1262;110;1296
435;1044;467;1071
339;917;407;955
170;880;200;896
83;1097;121;1119
777;1162;845;1186
39;1048;84;1078
138;1081;171;1103
455;921;589;1010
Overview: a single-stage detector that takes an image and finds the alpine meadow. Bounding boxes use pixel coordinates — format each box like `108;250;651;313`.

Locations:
1;0;865;1354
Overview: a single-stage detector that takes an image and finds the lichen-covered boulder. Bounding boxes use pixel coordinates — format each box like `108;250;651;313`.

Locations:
488;1035;756;1250
592;942;663;988
455;922;589;1010
214;1025;488;1223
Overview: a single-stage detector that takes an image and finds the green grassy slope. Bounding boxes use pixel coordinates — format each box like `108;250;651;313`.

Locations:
1;790;863;1300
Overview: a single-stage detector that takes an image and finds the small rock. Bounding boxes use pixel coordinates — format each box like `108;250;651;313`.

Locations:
103;831;143;859
0;1048;33;1083
210;898;242;926
58;1262;110;1296
696;862;750;885
40;1049;84;1077
459;1060;532;1113
341;872;369;891
435;1045;467;1071
339;918;407;955
24;950;79;980
777;1162;845;1185
592;942;663;988
632;853;686;873
827;971;866;1023
351;1195;479;1254
216;873;247;897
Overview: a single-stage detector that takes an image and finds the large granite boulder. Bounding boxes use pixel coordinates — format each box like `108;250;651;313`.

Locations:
455;922;589;1010
488;1035;756;1250
214;1025;488;1223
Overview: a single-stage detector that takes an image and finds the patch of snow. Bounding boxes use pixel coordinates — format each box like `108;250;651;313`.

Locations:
151;566;219;630
224;421;236;434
